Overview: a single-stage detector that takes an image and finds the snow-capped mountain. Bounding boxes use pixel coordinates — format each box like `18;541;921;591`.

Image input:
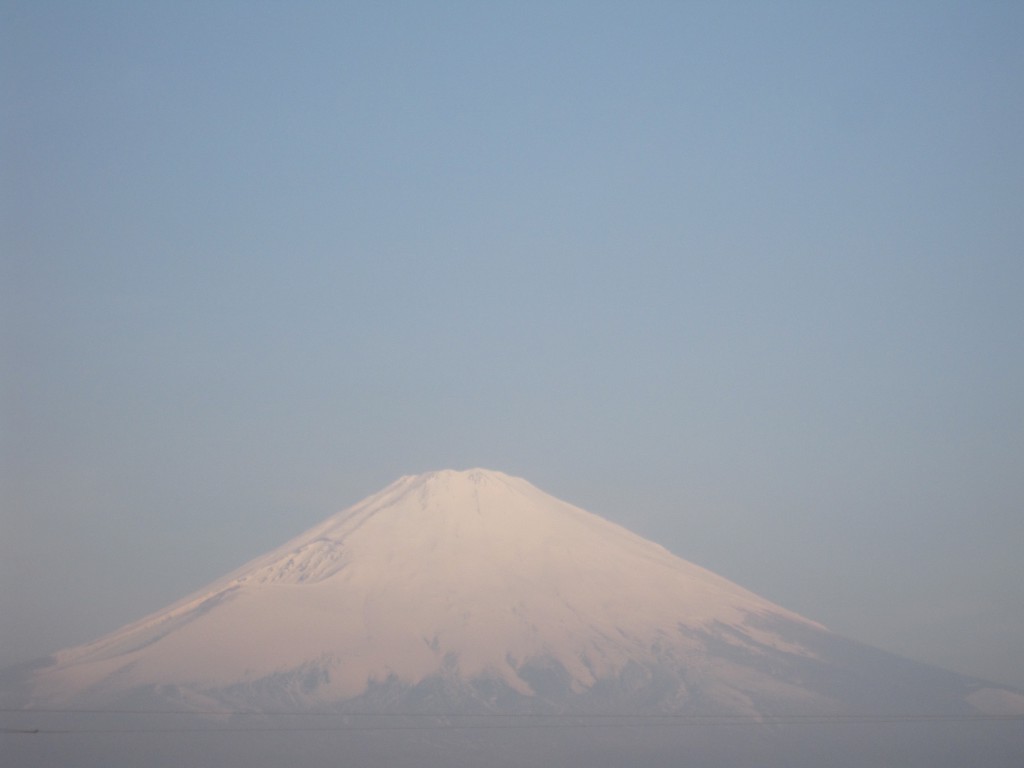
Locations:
6;469;1023;720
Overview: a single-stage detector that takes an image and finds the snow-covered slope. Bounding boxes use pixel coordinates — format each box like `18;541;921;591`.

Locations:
10;469;1022;717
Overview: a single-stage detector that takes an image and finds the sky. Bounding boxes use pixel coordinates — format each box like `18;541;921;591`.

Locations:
1;1;1022;689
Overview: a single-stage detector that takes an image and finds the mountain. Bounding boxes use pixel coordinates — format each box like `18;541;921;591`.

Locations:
4;469;1022;767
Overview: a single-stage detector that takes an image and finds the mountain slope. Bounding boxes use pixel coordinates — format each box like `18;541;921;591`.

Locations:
8;469;1023;720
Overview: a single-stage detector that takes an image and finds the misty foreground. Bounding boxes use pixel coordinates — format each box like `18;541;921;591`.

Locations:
4;710;1022;768
3;470;1022;766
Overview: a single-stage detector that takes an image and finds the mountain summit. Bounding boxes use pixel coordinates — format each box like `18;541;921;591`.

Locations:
9;470;1023;720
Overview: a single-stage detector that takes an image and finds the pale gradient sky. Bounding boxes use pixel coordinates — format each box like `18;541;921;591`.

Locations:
2;2;1022;688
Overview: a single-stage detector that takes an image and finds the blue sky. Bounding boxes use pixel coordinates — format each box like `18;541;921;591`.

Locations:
2;1;1022;687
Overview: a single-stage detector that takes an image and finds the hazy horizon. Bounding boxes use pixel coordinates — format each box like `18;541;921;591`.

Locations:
3;0;1023;704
